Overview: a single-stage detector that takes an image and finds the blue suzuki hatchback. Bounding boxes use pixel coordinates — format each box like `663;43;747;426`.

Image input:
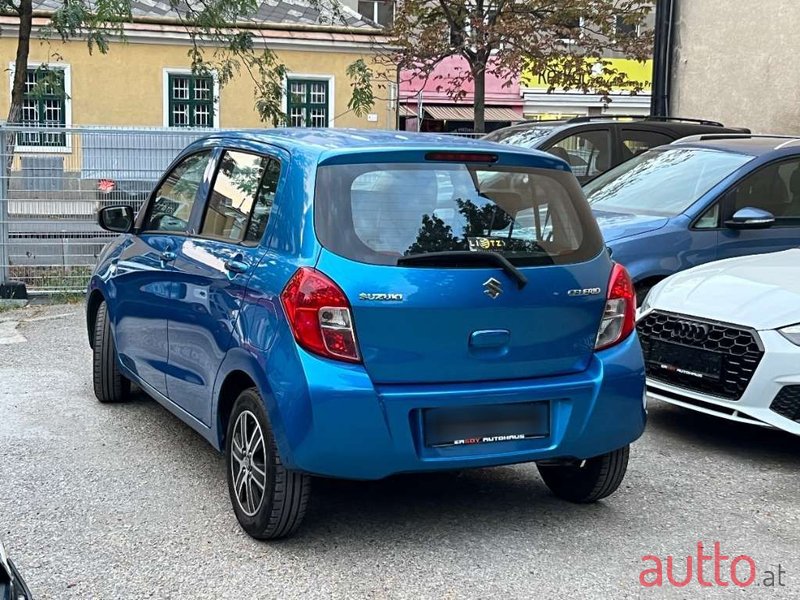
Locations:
88;129;646;539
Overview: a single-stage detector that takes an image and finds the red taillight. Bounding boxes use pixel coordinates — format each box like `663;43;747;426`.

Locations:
594;263;636;351
280;267;361;363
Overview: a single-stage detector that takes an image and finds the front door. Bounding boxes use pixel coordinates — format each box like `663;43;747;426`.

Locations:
113;150;214;396
717;158;800;259
166;149;281;425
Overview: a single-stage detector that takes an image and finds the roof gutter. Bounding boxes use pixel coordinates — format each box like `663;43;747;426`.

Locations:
650;0;676;117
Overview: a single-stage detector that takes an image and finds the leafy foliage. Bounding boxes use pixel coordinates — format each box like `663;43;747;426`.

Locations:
385;0;654;132
346;59;377;118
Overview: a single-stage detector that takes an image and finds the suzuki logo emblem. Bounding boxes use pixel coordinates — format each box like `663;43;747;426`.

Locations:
483;277;503;299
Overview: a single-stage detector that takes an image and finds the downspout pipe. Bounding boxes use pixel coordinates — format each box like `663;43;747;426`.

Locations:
650;0;676;117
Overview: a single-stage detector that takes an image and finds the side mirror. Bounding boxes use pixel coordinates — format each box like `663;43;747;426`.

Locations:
724;207;775;230
98;205;134;233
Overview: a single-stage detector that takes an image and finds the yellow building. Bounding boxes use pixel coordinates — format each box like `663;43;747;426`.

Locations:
0;4;395;132
520;58;653;121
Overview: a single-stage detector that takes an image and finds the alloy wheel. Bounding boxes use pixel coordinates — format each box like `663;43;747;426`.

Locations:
230;410;268;517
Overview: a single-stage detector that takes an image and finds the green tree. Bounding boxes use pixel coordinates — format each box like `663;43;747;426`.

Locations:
386;0;654;133
1;0;376;126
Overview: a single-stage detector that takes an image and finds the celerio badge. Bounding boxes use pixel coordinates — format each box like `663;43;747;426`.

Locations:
567;287;602;297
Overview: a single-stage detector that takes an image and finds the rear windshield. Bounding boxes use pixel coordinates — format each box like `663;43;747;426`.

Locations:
314;162;603;266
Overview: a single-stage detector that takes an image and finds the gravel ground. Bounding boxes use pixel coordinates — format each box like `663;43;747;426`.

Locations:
1;304;798;599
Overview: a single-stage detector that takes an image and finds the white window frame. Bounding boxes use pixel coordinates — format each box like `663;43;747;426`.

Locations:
281;73;335;128
358;0;394;26
8;61;73;153
162;68;221;128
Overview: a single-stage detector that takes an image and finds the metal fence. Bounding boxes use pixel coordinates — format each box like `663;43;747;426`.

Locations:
0;125;216;293
0;125;489;294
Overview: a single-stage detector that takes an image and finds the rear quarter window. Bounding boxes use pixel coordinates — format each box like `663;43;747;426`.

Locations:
314;161;603;267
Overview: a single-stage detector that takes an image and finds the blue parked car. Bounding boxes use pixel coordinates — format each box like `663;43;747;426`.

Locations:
584;134;800;300
88;129;646;539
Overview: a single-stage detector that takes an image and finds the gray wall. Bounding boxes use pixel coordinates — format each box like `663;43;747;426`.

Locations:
671;0;800;133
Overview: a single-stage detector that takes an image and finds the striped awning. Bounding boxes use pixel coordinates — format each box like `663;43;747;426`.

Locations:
398;105;419;118
423;106;523;122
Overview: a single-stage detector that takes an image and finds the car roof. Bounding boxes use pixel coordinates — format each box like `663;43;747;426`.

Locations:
486;117;746;141
671;135;800;156
204;128;514;152
193;127;567;166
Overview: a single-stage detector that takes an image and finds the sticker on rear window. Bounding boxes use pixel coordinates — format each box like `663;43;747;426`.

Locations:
467;236;508;252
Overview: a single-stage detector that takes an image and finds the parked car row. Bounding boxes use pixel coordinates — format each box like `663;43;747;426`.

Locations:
490;119;800;437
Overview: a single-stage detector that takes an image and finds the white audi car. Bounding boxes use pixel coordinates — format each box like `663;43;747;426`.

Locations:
636;248;800;436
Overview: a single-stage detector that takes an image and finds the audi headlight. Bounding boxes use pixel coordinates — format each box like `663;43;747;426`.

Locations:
779;324;800;346
636;289;653;320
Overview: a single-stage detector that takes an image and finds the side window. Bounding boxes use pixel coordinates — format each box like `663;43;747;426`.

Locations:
144;151;212;232
201;151;267;242
547;129;613;181
244;159;281;243
695;204;720;229
727;159;800;221
621;130;672;159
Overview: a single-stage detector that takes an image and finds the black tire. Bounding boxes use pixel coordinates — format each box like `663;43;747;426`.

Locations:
538;445;630;503
225;388;310;540
635;282;655;308
92;300;131;403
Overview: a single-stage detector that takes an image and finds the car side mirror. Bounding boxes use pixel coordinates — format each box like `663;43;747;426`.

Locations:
724;207;775;230
98;205;134;233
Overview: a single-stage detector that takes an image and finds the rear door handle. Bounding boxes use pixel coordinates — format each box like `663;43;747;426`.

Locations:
224;259;248;275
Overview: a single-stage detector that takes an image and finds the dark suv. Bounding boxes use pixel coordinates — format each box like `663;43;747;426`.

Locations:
483;116;750;184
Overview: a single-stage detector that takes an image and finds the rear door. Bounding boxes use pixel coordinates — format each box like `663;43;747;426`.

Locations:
166;148;281;424
313;153;611;385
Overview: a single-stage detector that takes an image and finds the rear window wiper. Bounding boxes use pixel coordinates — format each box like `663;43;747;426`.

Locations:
397;251;528;289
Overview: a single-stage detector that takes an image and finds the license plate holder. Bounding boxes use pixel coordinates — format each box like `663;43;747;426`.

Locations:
423;402;550;448
647;339;722;381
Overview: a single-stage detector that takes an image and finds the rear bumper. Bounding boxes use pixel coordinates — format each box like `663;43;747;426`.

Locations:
273;334;646;480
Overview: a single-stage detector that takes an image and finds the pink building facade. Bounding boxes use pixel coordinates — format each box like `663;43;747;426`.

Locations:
399;56;524;133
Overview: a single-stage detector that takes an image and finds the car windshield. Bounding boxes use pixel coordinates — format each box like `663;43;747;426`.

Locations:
584;147;754;216
483;124;561;147
314;161;603;267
